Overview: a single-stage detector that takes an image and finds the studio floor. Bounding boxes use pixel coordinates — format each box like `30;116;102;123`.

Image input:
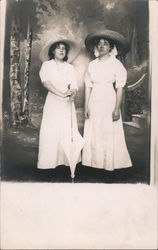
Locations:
1;123;150;184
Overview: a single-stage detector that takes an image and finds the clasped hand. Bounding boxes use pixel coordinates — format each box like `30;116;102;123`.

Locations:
65;89;77;102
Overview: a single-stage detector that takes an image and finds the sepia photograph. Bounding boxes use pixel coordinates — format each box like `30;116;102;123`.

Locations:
0;0;157;249
1;0;151;184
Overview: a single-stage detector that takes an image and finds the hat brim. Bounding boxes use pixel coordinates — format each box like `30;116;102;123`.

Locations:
85;30;129;56
40;39;80;63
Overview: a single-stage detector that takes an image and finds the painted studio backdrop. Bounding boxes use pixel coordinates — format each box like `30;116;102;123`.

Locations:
2;0;150;183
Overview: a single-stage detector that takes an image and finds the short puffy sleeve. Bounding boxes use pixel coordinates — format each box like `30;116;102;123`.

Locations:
115;60;127;88
39;61;51;83
85;64;93;88
69;65;78;90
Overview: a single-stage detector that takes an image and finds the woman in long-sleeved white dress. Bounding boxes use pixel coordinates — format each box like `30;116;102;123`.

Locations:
82;30;132;171
37;39;82;177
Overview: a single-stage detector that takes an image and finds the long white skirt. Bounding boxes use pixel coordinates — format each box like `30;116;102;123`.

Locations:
82;85;132;171
37;92;81;169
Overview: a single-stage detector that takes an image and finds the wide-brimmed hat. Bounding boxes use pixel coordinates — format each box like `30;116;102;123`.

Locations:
40;38;80;63
85;29;129;56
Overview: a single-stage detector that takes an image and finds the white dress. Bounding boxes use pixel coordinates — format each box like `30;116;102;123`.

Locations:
37;59;80;169
82;56;132;170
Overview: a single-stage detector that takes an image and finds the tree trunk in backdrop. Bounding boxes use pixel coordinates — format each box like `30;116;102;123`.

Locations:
10;17;22;127
130;24;139;66
125;23;140;68
22;21;32;123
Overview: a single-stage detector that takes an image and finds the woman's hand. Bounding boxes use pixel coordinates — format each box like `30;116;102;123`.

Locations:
84;107;90;119
64;89;73;98
69;89;77;102
112;108;120;121
69;93;75;102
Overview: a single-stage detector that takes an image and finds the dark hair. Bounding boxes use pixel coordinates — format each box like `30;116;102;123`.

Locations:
48;41;69;61
96;38;115;52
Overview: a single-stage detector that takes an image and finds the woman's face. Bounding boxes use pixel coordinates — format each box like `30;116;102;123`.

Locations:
97;39;111;57
53;43;66;61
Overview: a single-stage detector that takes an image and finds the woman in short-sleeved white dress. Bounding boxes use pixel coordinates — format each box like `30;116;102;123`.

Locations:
82;34;132;170
37;40;80;171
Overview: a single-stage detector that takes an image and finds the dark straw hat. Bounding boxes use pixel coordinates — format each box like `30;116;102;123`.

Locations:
85;29;129;56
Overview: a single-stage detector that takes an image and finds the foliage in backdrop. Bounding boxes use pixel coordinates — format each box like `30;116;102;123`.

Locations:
3;0;149;130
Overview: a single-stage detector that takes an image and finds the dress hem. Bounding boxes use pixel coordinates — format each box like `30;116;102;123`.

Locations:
82;163;133;171
37;164;69;169
37;161;82;170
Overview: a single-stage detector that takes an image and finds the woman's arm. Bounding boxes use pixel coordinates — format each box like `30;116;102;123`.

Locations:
113;59;127;121
42;80;71;98
39;62;71;98
84;66;93;119
112;87;123;121
84;87;92;119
